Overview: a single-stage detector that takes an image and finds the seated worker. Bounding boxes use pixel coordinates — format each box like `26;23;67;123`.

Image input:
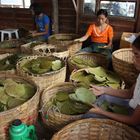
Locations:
88;36;140;127
75;9;113;59
29;3;51;42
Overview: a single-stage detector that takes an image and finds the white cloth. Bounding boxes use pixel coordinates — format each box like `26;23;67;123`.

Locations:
129;74;140;109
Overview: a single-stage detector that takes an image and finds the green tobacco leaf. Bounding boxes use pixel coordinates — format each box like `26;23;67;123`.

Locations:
100;100;110;111
0;87;9;105
52;60;62;71
87;67;107;77
109;103;129;115
70;71;87;82
7;98;26;109
106;71;121;83
94;75;106;82
75;87;96;105
20;84;35;100
106;83;120;89
55;92;69;102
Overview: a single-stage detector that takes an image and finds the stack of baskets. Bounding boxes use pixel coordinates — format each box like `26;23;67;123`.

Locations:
16;55;66;91
112;48;139;87
48;34;82;56
0;74;40;140
68;52;109;72
40;82;83;131
52;118;140;140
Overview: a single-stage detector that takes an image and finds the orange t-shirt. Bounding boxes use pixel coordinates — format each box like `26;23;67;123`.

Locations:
86;24;113;43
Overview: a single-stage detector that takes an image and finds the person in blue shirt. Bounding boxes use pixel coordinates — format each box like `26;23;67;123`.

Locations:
30;3;51;41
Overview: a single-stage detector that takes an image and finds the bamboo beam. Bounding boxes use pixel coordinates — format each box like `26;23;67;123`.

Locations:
72;0;77;12
52;0;59;33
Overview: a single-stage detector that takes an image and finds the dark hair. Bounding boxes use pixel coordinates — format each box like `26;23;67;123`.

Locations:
30;3;43;15
97;9;108;17
132;35;140;50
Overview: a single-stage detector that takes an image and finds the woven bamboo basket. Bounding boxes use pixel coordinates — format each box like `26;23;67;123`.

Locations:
0;74;40;140
40;82;84;131
0;53;15;75
48;34;82;56
16;55;66;91
112;48;139;87
0;39;21;54
32;43;69;60
20;41;45;54
68;52;109;73
52;118;140;140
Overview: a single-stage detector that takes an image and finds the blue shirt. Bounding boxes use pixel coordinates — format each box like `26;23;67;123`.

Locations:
35;14;50;40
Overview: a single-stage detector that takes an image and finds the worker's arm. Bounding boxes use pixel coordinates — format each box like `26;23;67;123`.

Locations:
90;105;140;125
90;84;135;99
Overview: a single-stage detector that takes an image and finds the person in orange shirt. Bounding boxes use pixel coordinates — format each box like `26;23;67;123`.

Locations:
75;9;113;59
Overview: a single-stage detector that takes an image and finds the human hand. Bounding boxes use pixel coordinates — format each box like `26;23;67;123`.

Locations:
89;84;107;96
101;45;110;49
74;38;81;42
29;30;37;33
89;104;103;114
31;32;39;37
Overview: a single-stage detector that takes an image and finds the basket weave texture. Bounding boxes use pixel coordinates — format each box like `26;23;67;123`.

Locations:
0;74;40;140
20;42;34;54
16;55;66;91
112;48;139;87
48;34;82;56
0;53;15;75
52;118;140;140
68;52;109;73
41;82;83;131
32;44;69;60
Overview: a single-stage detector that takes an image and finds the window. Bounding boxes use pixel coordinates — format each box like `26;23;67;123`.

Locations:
0;0;31;8
83;0;96;14
83;0;137;18
100;1;136;18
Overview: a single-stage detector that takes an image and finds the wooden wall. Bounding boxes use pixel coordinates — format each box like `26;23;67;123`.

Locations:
0;0;140;42
0;8;33;30
58;0;76;33
33;0;52;17
78;0;140;41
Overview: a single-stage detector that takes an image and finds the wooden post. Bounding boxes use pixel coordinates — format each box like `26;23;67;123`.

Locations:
52;0;59;33
72;0;79;34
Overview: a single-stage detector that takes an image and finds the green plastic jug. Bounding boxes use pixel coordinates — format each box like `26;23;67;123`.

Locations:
9;119;38;140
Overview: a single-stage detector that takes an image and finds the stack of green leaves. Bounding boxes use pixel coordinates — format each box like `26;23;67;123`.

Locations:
0;78;35;112
100;100;129;115
70;66;121;89
50;87;96;115
0;54;25;71
22;56;63;74
70;56;98;69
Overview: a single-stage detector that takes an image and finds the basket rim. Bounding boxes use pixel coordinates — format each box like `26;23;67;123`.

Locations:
52;118;140;139
16;55;66;77
41;82;83;118
68;52;108;63
112;48;133;65
0;74;40;116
